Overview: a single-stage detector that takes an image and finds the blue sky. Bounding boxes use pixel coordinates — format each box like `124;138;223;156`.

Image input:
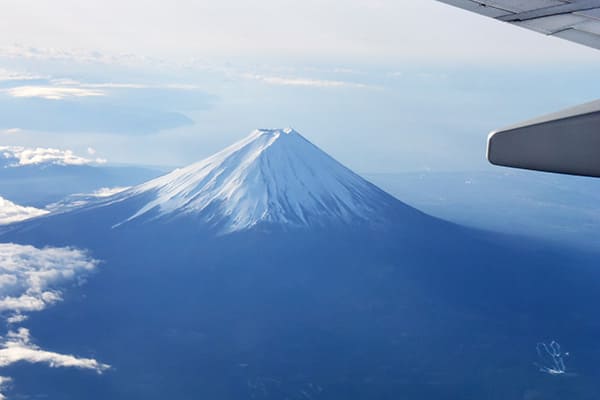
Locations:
2;0;600;172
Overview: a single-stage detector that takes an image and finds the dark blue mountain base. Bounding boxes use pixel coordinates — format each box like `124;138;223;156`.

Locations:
3;212;600;400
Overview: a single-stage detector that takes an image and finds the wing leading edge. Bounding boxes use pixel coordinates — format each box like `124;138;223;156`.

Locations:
488;101;600;177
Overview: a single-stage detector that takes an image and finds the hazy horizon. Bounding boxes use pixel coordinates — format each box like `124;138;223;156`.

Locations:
2;1;600;173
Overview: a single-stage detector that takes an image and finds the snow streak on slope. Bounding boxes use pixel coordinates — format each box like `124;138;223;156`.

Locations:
116;129;402;232
46;186;130;213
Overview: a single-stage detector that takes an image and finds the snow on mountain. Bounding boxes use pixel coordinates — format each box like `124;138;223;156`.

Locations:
45;186;130;213
105;128;408;232
0;196;48;225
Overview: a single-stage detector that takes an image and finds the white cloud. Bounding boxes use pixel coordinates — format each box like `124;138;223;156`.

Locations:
0;44;150;66
0;376;11;399
92;187;129;197
0;292;61;313
0;128;21;135
50;79;146;89
0;146;107;167
0;73;207;103
50;79;204;91
0;328;109;372
0;68;43;82
0;196;49;225
5;314;27;324
0;243;98;314
0;243;108;397
5;86;105;100
5;67;369;95
241;73;375;89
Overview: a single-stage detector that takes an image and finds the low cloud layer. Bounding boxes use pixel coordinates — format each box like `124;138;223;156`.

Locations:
0;197;48;225
0;146;106;167
0;376;11;400
241;73;375;89
0;243;108;398
0;243;98;315
0;69;44;83
0;328;109;372
0;68;211;135
6;86;105;100
0;328;108;398
0;98;195;135
0;45;151;67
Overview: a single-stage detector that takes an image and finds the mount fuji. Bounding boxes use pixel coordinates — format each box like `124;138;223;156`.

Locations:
30;128;421;235
115;128;414;231
8;128;427;242
2;129;600;400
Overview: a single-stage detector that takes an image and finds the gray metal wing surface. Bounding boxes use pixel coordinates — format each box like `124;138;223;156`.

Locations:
437;0;600;50
437;0;600;177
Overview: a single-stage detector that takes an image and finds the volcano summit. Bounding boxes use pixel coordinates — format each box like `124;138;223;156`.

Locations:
117;128;411;232
21;128;424;237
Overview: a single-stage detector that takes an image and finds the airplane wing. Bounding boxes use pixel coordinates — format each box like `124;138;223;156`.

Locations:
437;0;600;50
436;0;600;178
488;100;600;177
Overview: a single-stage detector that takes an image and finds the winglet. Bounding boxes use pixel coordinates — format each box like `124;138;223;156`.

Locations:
487;100;600;178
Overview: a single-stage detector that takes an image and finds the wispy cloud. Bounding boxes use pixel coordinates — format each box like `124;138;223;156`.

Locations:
48;79;206;91
0;44;150;67
0;243;108;397
0;243;98;314
92;187;129;197
0;197;48;225
8;75;355;100
0;72;206;134
5;86;105;100
85;82;204;90
0;327;109;371
5;315;26;324
241;73;376;89
0;129;21;135
0;69;44;83
0;376;11;400
0;146;107;167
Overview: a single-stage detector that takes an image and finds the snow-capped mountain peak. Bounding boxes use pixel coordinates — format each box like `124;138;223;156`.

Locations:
110;128;404;232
